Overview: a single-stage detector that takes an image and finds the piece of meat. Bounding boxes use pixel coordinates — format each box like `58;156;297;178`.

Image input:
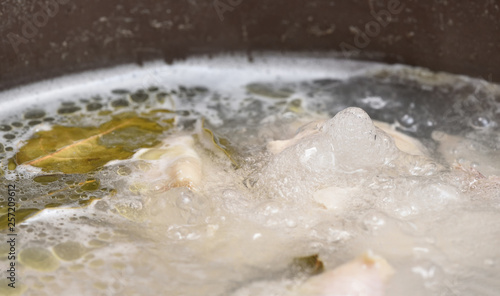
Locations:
292;252;394;296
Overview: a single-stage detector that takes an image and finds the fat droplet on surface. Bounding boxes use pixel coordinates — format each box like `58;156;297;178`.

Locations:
19;247;60;271
53;241;88;261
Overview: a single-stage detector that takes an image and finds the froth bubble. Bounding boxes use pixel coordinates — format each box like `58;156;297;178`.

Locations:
325;107;398;171
398;114;415;128
470;116;491;129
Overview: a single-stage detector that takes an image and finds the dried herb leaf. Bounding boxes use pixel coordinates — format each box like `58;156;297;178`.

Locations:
8;158;16;170
0;179;105;229
78;196;101;207
144;109;175;115
80;179;100;191
286;98;304;114
0;202;16;216
289;254;324;276
200;120;239;168
0;208;39;231
15;116;166;174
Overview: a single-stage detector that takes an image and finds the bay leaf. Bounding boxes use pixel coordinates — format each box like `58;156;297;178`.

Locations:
15;116;166;174
0;208;39;231
0;179;106;230
199;120;240;168
288;254;324;277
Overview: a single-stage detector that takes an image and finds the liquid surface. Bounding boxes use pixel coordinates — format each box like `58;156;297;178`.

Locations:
0;54;499;296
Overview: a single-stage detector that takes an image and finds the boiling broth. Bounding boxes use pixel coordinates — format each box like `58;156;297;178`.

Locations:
0;54;499;296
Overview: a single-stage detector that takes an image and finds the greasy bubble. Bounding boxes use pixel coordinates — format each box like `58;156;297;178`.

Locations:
53;241;88;261
130;91;149;103
24;109;46;119
86;103;103;112
58;106;81;114
0;124;12;131
111;99;129;108
19;248;59;271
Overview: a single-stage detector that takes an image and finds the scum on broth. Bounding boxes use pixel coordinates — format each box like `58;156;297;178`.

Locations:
0;55;499;296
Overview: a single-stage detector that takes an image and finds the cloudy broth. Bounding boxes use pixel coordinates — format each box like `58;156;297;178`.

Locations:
0;54;499;296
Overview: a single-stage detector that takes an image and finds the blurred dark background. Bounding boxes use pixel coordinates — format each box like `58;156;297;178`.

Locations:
1;0;499;91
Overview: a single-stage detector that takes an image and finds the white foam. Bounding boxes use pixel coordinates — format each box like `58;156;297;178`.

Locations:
0;53;380;116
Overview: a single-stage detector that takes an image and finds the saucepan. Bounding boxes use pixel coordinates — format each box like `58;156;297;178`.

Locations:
0;1;499;295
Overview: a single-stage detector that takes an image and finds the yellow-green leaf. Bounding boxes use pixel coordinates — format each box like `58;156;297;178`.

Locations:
200;120;240;168
15;116;166;174
0;208;40;231
289;254;324;276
